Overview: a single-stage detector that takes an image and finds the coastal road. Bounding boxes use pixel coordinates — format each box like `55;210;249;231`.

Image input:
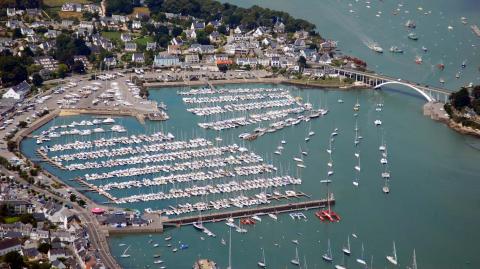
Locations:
2;167;121;269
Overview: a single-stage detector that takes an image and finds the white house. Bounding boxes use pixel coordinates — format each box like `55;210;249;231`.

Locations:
0;238;22;256
2;81;31;100
132;20;142;29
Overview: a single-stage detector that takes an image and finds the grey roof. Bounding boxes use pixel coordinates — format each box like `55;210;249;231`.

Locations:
0;238;21;251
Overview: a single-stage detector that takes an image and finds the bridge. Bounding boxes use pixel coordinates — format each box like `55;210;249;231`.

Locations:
314;64;451;103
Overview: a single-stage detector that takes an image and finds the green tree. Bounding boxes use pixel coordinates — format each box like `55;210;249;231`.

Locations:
0;55;28;86
472;85;480;100
171;26;183;37
37;242;51;254
72;60;85;74
7;140;17;152
297;56;307;73
19;214;37;227
217;25;227;35
205;24;215;34
450;88;471;110
4;251;24;269
32;73;43;86
195;30;210;45
69;193;77;202
18;121;28;128
57;64;68;78
12;28;23;38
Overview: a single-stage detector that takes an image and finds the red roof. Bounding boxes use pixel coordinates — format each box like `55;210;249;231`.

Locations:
91;207;105;214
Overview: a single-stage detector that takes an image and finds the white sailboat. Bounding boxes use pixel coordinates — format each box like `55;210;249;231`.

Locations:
120;245;131;258
386;241;398;265
335;254;347;269
257;248;266;268
227;227;232;269
407;249;417;269
342;236;351;255
354;155;361;172
291;247;300;266
322;239;333;262
356;243;367;265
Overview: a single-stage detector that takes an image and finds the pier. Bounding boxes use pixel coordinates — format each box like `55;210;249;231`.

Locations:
163;195;335;226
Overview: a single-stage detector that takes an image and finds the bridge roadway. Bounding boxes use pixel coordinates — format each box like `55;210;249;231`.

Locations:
311;63;452;102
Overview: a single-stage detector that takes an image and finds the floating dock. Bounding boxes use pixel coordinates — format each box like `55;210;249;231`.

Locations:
163;195;335;226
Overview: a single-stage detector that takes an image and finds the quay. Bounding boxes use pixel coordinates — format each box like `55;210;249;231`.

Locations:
163;195;335;226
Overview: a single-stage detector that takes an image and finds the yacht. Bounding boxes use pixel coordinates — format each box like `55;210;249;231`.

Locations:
120;245;131;258
389;46;403;53
374;120;382;126
322;239;333;262
258;248;266;268
291;247;300;266
415;56;422;64
405;19;416;28
386;241;398;265
368;43;384;53
342;236;351;255
408;32;419;40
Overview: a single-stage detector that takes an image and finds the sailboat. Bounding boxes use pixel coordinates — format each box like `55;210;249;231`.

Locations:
227;228;232;269
291;247;300;266
322;239;333;262
355;155;361;172
342;236;351;255
386;241;398;265
257;248;266;268
120;245;131;258
353;98;360;111
335;255;347;269
406;249;417;269
356;243;367;265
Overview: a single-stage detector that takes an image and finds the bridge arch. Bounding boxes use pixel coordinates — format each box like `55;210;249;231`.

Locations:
374;81;434;102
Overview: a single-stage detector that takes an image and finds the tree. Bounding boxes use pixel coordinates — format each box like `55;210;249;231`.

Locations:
171;26;183;37
195;30;210;45
19;214;37;227
450;88;471;110
57;64;68;78
7;140;17;152
37;242;52;254
18;121;28;128
297;56;307;73
0;55;28;86
218;25;227;35
4;251;24;269
12;28;23;38
32;73;43;86
69;193;77;202
205;24;215;34
72;60;85;74
472;85;480;100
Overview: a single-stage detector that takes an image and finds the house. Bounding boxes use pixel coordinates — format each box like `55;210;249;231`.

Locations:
167;45;182;55
34;56;59;72
189;44;215;54
235;57;258;67
131;217;148;227
104;57;117;67
191;21;205;31
0;238;22;256
30;229;49;241
185;29;197;40
131;53;145;63
209;31;221;43
132;20;142;29
112;14;128;23
51;259;66;269
124;42;137;52
61;20;74;28
26;9;41;17
120;33;132;42
61;3;83;12
146;42;157;51
23;247;42;260
1;81;31;101
253;27;267;38
44;30;60;39
257;57;270;67
317;53;332;64
320;40;338;50
73;55;89;69
48;248;69;262
273;21;285;33
6;8;16;17
208;20;222;29
92;34;113;50
153;55;180;68
171;37;184;46
79;21;94;31
270;56;281;67
294;39;306;50
104;214;127;228
185;54;200;65
233;26;244;34
20;27;35;36
50;231;75;243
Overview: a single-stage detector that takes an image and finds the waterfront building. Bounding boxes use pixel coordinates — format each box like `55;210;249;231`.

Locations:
0;238;22;256
154;54;180;67
124;42;137;52
132;53;145;64
1;81;31;101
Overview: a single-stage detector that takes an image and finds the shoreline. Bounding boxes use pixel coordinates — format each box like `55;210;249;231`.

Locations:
423;102;480;138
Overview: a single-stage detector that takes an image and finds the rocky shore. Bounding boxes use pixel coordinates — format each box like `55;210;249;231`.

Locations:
424;102;480;138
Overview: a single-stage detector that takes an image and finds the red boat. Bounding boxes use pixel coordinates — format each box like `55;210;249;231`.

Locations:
240;218;256;225
437;63;445;70
315;209;341;222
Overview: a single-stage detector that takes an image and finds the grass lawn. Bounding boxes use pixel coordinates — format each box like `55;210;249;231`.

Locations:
134;36;153;46
130;7;151;16
4;216;21;224
102;31;122;42
291;77;353;87
59;11;83;19
44;0;92;7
